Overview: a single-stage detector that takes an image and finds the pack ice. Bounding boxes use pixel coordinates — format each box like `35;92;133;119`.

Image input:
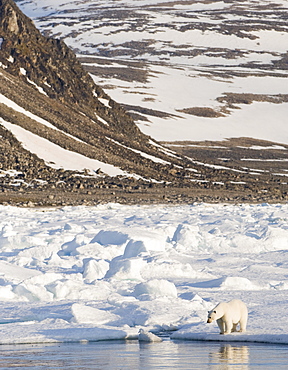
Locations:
0;203;287;345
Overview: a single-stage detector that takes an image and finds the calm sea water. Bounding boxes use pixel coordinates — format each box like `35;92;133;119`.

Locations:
0;340;287;369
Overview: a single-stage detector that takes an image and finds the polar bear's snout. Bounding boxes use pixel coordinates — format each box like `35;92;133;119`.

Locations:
207;310;216;323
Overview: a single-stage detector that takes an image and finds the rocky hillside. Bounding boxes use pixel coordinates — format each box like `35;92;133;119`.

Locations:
0;0;197;206
0;0;140;138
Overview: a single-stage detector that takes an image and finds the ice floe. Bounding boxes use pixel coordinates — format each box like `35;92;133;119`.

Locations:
0;203;287;344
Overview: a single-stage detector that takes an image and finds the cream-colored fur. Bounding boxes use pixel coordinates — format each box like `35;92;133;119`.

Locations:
207;299;248;334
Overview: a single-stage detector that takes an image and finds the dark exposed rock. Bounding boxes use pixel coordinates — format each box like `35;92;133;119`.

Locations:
0;0;150;141
0;0;145;138
0;0;193;187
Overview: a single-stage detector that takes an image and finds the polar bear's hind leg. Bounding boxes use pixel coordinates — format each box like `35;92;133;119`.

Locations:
239;306;248;332
239;317;247;332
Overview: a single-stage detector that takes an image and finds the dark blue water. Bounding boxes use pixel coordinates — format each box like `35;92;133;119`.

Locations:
0;340;287;369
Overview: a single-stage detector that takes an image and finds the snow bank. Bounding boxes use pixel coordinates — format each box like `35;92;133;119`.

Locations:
71;303;120;325
133;279;178;300
191;276;264;290
0;203;287;345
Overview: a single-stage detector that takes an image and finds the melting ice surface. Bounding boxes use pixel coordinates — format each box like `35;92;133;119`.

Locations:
0;203;288;345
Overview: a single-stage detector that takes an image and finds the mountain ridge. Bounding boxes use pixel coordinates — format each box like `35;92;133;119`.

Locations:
0;0;143;138
0;0;194;195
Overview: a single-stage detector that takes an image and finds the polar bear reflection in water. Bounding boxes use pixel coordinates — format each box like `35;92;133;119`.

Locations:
207;299;248;335
210;344;249;370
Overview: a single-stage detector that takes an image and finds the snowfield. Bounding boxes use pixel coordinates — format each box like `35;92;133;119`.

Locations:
0;203;288;345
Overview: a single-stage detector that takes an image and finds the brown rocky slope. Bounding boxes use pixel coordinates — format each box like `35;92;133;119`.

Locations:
0;0;195;206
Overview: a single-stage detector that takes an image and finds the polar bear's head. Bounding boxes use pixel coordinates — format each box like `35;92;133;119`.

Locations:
207;309;217;323
207;303;223;323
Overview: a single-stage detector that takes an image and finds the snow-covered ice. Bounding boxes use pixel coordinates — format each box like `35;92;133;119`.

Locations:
0;203;287;345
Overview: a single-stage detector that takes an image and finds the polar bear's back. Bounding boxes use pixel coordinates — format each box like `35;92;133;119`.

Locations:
228;299;247;310
227;299;248;321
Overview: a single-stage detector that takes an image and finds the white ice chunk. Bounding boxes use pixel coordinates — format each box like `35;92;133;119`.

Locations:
91;230;128;246
13;283;54;302
172;224;204;251
123;240;148;258
195;276;263;290
124;230;167;255
83;259;109;282
71;303;120;325
0;285;17;301
138;329;162;342
133;279;178;300
105;257;146;280
46;279;111;301
0;261;42;282
59;234;91;256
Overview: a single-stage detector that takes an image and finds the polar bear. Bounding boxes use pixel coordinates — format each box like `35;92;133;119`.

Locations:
207;299;248;334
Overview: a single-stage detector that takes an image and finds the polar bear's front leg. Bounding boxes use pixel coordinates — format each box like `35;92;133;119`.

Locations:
223;318;233;334
216;318;225;334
